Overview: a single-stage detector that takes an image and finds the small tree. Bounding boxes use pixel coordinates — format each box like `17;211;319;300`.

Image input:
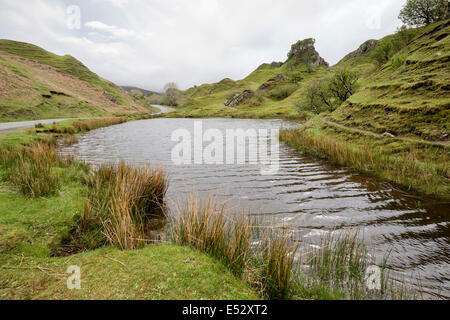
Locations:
328;69;359;103
304;80;334;114
399;0;449;27
163;82;181;106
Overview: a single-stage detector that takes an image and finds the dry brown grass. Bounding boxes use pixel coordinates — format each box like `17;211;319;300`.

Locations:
0;142;61;198
171;195;251;276
73;117;127;132
171;194;298;299
63;135;79;146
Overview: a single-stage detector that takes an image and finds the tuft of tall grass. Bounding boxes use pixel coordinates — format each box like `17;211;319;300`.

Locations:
171;195;251;276
73;162;168;250
258;230;298;300
171;195;298;299
0;142;61;198
294;230;411;300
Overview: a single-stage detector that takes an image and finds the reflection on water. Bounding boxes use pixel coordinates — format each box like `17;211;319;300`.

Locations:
59;118;450;299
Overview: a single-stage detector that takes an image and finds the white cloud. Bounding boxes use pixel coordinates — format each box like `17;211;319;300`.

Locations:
0;0;406;91
85;21;135;38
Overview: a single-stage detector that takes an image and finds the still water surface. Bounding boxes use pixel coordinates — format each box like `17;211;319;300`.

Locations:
59;118;450;298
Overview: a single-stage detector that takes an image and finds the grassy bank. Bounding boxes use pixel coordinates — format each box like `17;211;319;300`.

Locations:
0;121;258;300
280;117;449;200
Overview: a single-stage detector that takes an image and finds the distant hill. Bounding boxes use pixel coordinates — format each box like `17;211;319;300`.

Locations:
0;39;147;121
121;86;160;96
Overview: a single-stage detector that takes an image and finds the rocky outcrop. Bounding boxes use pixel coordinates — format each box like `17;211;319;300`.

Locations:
340;40;378;62
224;90;254;107
286;38;329;69
259;74;289;91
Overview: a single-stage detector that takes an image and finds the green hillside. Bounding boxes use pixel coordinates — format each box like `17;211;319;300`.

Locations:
0;40;147;121
332;20;450;142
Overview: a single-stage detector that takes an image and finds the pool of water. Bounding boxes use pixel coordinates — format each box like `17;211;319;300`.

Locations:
59;118;450;298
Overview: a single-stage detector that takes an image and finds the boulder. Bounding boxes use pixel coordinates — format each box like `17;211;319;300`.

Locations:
340;40;378;62
224;90;255;107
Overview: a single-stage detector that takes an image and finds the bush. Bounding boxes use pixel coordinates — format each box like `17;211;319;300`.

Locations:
372;26;422;66
301;79;335;114
372;41;394;65
328;69;359;102
391;55;407;69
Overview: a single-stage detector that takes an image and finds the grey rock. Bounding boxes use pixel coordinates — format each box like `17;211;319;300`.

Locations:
224;90;254;107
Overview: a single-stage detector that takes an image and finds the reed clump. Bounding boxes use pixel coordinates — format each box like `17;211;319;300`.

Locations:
72;117;127;132
171;195;412;300
0;142;61;197
258;230;298;300
71;162;168;251
171;195;251;276
293;230;412;300
171;195;298;299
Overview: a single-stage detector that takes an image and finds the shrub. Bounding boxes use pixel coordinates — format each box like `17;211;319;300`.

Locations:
391;55;407;69
372;41;394;65
328;69;359;102
302;79;335;114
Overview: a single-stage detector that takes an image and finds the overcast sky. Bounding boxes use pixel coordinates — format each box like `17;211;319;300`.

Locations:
0;0;406;91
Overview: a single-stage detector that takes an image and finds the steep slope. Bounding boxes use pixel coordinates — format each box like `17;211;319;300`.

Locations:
0;40;147;121
331;20;450;142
